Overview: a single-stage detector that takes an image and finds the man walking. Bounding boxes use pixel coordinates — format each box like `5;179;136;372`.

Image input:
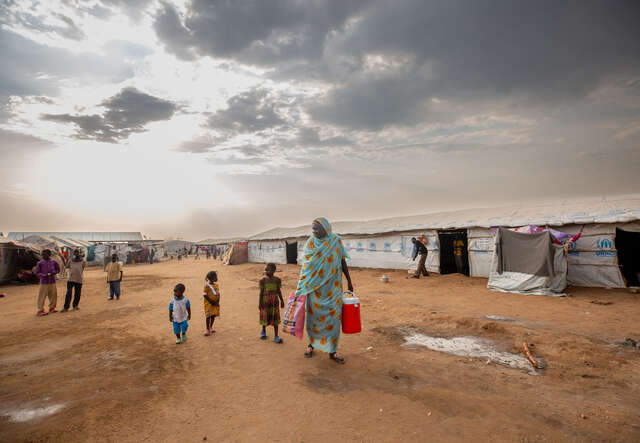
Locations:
149;247;155;265
411;237;429;278
35;249;60;316
105;253;123;300
62;249;85;312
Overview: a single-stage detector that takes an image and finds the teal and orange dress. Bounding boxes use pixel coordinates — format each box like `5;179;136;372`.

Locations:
259;276;282;326
295;217;349;354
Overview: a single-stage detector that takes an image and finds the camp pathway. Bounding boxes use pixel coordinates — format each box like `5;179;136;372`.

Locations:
0;260;639;442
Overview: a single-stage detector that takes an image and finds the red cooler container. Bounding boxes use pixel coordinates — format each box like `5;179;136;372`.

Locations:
341;291;361;334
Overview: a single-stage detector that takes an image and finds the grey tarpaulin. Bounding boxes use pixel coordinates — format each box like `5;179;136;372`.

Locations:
496;227;554;276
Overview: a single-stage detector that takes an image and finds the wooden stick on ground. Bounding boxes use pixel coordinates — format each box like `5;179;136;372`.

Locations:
523;342;540;369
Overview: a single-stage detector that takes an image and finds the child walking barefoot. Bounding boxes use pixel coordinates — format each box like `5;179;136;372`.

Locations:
259;263;285;343
169;284;191;344
203;271;220;336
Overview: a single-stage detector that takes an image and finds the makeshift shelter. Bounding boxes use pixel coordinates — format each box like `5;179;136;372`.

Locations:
487;228;568;296
222;241;249;265
0;239;41;284
248;195;640;288
158;240;193;256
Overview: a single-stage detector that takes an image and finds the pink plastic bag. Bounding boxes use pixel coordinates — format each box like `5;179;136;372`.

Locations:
282;292;306;339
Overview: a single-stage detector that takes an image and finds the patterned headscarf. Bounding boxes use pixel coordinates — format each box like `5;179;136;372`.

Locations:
295;218;348;296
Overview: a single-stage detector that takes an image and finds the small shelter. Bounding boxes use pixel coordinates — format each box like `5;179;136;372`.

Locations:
222;241;249;265
0;239;41;284
487;227;568;296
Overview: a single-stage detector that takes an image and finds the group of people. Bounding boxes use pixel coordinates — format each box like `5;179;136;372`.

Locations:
34;217;356;364
169;217;355;364
35;250;123;316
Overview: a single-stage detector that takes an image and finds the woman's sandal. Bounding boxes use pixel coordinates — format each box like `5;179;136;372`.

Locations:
304;344;314;358
329;353;345;364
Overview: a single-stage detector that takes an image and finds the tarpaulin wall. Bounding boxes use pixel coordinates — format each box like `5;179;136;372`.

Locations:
487;246;568;296
560;223;640;288
341;231;440;272
467;228;495;277
248;240;287;264
249;232;441;272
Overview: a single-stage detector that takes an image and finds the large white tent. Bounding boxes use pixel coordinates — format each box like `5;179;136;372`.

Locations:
248;194;640;288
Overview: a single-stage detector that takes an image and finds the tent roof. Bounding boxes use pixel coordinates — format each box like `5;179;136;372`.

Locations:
6;232;146;242
0;238;41;253
249;194;640;240
196;237;246;245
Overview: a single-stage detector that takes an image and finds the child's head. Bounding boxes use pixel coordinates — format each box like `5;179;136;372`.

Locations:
42;249;52;260
265;263;276;277
206;271;218;283
174;283;186;298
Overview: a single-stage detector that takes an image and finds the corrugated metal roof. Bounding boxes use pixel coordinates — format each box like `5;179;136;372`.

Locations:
6;232;146;242
249;194;640;240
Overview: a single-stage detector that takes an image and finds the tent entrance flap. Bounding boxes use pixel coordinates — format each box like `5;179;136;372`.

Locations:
616;228;640;287
286;241;298;264
438;230;469;276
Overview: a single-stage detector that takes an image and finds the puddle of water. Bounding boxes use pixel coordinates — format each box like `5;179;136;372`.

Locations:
2;404;65;422
403;333;536;374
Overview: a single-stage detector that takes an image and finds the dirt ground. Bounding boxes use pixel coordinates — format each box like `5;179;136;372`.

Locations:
1;259;639;442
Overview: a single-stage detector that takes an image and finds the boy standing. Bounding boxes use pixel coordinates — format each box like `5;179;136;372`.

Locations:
62;249;86;312
35;249;60;316
169;284;191;344
105;253;123;300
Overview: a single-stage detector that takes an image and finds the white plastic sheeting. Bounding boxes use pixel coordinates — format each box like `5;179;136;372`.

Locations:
342;235;408;270
558;223;631;288
248;240;287;264
467;228;495;278
340;232;441;272
250;194;640;240
487;246;568;296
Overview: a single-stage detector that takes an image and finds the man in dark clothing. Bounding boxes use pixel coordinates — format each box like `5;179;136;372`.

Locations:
411;237;429;278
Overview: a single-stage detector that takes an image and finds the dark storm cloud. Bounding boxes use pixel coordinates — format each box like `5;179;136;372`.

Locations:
206;88;288;135
153;0;368;63
41;87;178;143
155;0;640;131
294;127;350;147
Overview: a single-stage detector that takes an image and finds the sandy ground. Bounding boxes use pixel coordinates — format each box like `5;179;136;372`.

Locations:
1;259;639;442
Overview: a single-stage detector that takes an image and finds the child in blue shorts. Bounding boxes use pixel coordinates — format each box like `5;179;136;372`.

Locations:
169;283;191;344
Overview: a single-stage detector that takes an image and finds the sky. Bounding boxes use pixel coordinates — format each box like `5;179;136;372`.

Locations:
1;0;639;241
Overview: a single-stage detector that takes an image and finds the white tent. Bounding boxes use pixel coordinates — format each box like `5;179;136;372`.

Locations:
248;194;640;288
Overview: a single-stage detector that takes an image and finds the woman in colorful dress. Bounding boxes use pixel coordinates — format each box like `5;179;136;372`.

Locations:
295;217;354;364
259;263;285;343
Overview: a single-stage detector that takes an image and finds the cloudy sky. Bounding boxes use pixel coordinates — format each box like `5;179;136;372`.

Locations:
1;1;639;240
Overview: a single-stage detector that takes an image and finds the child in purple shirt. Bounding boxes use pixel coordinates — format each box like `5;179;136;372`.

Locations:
35;249;60;316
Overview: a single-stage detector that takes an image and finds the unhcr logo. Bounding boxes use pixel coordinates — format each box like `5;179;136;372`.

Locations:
596;238;615;257
568;241;579;256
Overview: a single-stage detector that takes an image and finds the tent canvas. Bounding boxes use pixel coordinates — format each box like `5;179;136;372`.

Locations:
0;239;41;284
487;228;568;296
223;242;248;265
